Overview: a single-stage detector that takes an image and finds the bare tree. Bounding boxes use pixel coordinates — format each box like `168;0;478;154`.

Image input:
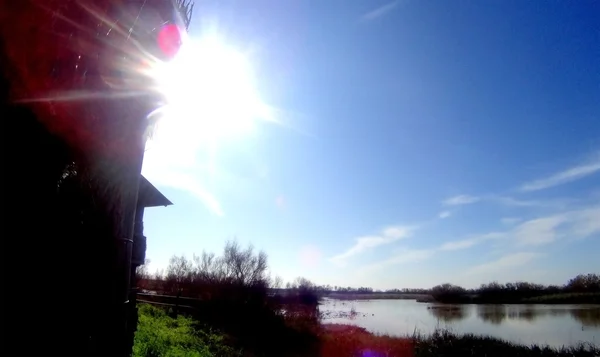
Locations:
135;259;151;280
221;240;269;287
272;275;283;290
192;251;224;284
165;255;193;293
166;255;192;282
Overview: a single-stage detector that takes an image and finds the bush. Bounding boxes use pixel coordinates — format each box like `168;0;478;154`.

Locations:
145;240;271;299
566;274;600;293
430;283;468;303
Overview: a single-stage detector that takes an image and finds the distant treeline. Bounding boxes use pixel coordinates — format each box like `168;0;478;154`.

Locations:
139;250;599;304
137;241;320;306
284;285;429;295
272;274;599;304
429;274;600;304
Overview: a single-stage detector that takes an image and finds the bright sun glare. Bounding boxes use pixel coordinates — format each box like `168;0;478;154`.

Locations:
148;34;270;156
141;31;274;214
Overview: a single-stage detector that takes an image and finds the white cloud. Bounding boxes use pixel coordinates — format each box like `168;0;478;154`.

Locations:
570;206;600;237
439;239;478;251
330;225;414;266
439;205;600;251
514;206;600;246
383;226;410;238
361;1;400;21
439;232;505;251
489;196;543;207
439;191;572;213
441;194;568;210
443;195;480;206
361;248;435;273
514;215;568;246
467;252;541;276
520;154;600;192
501;217;522;225
438;211;452;219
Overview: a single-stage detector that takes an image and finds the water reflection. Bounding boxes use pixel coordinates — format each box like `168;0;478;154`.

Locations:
320;299;599;347
423;304;600;327
506;305;540;322
427;305;468;322
474;305;600;327
476;305;506;324
571;308;600;328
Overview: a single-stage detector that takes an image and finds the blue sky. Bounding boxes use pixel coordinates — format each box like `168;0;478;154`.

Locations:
142;0;600;289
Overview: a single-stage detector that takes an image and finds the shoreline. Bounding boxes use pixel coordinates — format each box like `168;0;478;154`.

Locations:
321;323;599;357
323;292;600;304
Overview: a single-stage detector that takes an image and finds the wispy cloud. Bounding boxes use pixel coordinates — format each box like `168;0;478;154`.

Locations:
467;252;541;276
330;225;414;266
442;195;480;206
501;217;522;225
361;248;435;273
439;205;600;251
145;170;224;216
520;154;600;192
570;206;600;237
442;194;570;210
438;211;452;219
515;205;600;246
513;215;569;246
361;1;400;21
488;196;543;207
439;232;505;251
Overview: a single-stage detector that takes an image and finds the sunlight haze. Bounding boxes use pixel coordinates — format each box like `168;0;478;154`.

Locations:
141;0;600;289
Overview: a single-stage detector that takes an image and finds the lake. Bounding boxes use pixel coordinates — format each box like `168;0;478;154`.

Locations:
320;298;600;347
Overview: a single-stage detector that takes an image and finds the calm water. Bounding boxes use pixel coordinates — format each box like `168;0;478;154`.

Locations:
320;298;600;347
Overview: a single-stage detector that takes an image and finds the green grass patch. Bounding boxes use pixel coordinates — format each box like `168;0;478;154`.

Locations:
133;304;241;357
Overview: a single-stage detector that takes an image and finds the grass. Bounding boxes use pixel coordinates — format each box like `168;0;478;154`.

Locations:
414;330;600;357
134;304;599;357
133;304;241;357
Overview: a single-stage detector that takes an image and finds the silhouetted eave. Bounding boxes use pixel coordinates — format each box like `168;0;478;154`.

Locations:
138;175;172;207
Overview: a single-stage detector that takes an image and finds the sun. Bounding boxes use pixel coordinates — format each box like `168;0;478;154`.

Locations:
147;33;269;154
142;31;273;213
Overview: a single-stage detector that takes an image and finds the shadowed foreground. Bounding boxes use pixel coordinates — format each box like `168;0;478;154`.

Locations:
414;330;600;357
134;304;599;357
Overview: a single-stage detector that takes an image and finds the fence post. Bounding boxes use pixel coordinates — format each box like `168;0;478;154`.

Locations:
175;288;181;316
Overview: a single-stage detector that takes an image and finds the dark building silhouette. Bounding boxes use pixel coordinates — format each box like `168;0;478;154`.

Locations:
1;1;188;355
127;176;172;351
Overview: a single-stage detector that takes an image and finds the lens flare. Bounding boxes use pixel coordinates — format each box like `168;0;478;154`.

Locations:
157;24;183;59
148;33;272;148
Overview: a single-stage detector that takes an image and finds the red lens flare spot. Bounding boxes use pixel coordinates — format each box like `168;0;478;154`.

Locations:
157;24;182;59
